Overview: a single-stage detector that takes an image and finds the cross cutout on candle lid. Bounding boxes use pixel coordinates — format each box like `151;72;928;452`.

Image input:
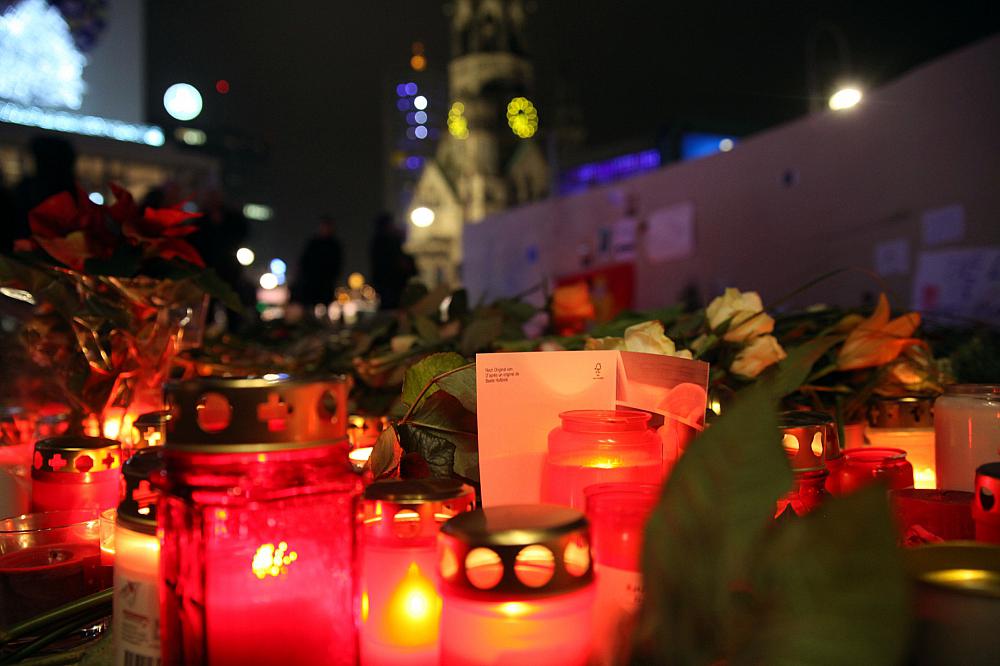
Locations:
257;393;290;432
49;452;68;471
101;451;117;470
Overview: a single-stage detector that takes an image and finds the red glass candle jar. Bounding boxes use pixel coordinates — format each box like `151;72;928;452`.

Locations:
0;508;109;626
31;437;122;513
779;410;842;494
584;483;658;666
891;489;974;545
359;479;475;665
972;463;1000;544
158;375;358;666
541;410;662;509
438;505;595;665
835;447;914;495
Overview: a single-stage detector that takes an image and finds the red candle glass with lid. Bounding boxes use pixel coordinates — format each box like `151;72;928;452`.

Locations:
835;447;914;495
541;410;662;510
31;436;122;513
157;375;358;666
972;463;1000;544
438;505;596;665
359;478;476;665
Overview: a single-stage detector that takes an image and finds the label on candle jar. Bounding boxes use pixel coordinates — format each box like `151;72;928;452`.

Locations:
114;570;160;664
597;563;644;611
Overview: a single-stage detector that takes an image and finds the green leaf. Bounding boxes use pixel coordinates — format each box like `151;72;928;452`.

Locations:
399;280;430;310
447;289;469;319
460;313;503;356
401;351;467;408
742;486;909;666
370;425;402;479
397;424;456;478
435;365;477;413
405;390;478;451
82;244;141;277
413;315;441;342
635;387;790;664
453;448;480;483
190;269;243;311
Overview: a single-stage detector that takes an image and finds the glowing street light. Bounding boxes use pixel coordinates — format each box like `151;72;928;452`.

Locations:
236;247;255;266
163;83;203;121
410;207;435;228
259;272;278;290
828;87;863;111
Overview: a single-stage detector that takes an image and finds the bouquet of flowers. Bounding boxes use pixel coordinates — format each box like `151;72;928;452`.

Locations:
0;184;238;432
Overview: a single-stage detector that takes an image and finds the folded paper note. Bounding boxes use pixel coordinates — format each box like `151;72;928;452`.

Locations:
476;350;709;506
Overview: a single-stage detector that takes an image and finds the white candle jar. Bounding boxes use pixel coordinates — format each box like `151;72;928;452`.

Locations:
866;395;937;489
935;385;1000;492
359;479;475;665
438;505;595;666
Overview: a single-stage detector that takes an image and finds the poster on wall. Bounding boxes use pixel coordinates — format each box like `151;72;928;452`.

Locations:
645;201;695;263
912;246;1000;324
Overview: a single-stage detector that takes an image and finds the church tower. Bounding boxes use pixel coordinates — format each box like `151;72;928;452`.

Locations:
407;0;549;286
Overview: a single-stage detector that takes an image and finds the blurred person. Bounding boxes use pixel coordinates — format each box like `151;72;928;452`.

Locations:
369;212;416;310
188;189;253;328
0;165;16;253
294;214;343;308
12;136;77;243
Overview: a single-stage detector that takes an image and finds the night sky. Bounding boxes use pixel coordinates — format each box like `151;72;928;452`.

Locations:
146;1;999;280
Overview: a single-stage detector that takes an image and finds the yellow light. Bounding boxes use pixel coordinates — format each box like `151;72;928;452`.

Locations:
410;54;427;71
361;590;370;623
447;102;469;139
348;272;365;290
382;563;441;647
914;467;937;490
506;97;538;138
829;87;863;111
586;456;624;469
251;541;298;580
497;601;533;617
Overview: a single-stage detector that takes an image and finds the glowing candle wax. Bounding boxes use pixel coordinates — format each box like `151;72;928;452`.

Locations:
157;375;358;666
438;505;596;666
359;479;475;665
541;410;662;510
31;437;121;513
866;395;937;489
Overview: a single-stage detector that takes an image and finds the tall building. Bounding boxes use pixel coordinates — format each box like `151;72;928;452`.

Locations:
406;0;549;287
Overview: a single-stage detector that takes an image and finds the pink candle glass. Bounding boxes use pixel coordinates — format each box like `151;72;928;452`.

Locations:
0;508;110;626
157;375;358;666
541;410;662;510
835;447;914;495
31;437;122;513
438;505;596;665
584;483;658;666
359;479;475;665
891;489;974;546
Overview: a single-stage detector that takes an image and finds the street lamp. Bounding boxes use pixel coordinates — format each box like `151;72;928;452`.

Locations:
410;207;435;228
828;86;863;111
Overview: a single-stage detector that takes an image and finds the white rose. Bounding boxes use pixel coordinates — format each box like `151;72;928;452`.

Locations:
622;321;692;358
730;335;787;378
706;288;775;342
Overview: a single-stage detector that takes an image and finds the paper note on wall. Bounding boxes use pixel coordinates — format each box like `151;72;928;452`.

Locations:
476;350;709;506
645;202;695;263
912;246;1000;324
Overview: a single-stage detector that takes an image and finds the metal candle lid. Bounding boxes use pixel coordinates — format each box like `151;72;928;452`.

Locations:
867;394;935;428
132;411;172;448
164;374;350;452
118;448;164;534
779;410;840;471
362;479;476;541
438;504;593;599
32;436;121;476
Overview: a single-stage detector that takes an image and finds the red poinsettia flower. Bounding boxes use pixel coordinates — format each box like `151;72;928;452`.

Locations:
27;190;116;271
109;183;205;268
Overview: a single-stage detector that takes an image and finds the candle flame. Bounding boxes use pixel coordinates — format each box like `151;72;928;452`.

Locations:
497;601;533;617
586;457;624;469
251;541;298;580
381;562;440;646
914;467;936;490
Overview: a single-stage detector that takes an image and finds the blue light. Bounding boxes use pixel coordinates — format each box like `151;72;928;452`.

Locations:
414;111;427;124
406;127;416;140
680;133;738;161
270;258;287;275
396;83;407;97
404;82;418;96
406;112;416;125
405;156;423;170
558;149;662;195
397;99;410;111
414;125;428;139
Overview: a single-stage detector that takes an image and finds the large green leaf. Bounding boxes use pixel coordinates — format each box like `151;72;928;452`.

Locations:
740;486;909;666
635;387;790;664
435;364;477;413
401;352;467;408
397;424;455;478
460;312;503;356
759;334;843;400
453;449;480;483
405;390;477;451
413;315;441;342
370;425;402;479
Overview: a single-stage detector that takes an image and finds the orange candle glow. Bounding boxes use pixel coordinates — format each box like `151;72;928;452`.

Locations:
351;446;374;472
